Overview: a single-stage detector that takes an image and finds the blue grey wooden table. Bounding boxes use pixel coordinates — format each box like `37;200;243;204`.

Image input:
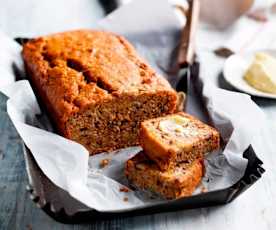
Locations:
0;0;276;229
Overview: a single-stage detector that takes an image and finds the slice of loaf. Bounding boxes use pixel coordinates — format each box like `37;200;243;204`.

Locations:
125;151;204;199
140;112;220;171
22;30;177;154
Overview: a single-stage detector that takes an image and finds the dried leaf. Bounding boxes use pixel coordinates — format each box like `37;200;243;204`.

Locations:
247;8;268;22
271;3;276;14
214;47;235;58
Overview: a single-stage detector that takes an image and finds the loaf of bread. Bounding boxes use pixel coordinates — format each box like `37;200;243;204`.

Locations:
125;151;204;199
22;30;178;154
140;112;220;171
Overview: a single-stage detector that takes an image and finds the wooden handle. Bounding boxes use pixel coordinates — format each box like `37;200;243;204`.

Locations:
177;0;200;67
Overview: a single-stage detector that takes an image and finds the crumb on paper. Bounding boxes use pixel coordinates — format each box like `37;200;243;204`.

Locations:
123;197;128;202
200;185;208;193
113;150;120;155
176;91;186;112
99;159;110;168
120;186;130;193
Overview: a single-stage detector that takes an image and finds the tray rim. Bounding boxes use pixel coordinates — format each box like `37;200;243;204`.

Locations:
23;143;265;224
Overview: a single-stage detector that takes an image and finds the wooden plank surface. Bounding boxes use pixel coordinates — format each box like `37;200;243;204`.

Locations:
0;0;276;229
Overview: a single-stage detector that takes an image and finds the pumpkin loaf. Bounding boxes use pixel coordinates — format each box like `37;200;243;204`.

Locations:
140;112;220;171
125;151;204;199
22;30;178;154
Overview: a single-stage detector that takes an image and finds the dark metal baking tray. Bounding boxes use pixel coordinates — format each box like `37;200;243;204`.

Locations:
15;38;265;224
23;144;264;224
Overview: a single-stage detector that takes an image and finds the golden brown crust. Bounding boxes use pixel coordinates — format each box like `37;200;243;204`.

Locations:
22;30;177;154
125;151;204;199
140;112;220;171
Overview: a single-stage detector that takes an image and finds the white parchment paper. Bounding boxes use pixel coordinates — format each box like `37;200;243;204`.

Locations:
0;0;265;212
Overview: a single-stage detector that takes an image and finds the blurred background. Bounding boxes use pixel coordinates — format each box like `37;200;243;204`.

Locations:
0;0;275;37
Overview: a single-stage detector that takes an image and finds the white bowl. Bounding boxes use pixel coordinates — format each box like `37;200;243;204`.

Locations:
223;49;276;99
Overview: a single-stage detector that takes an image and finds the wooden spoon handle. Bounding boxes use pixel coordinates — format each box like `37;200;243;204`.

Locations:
177;0;200;67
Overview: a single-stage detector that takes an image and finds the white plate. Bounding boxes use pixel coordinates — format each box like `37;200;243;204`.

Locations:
223;49;276;99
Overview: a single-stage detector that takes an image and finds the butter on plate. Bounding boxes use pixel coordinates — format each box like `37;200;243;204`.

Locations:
244;52;276;94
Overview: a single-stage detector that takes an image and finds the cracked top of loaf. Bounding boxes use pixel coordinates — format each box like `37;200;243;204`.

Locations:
22;30;176;127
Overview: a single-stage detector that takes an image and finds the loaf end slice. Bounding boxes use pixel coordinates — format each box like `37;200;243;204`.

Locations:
125;151;204;199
